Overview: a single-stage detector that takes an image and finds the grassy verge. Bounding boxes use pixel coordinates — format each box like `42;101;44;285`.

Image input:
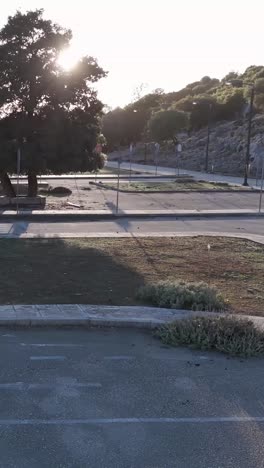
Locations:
0;237;263;314
101;180;252;192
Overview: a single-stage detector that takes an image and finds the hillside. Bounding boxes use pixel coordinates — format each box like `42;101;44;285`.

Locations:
109;115;264;177
104;65;264;177
103;65;264;161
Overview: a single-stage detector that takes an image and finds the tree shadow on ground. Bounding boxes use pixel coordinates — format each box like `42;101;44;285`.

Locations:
0;238;144;305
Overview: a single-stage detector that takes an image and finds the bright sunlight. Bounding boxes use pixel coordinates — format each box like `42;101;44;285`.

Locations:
58;47;80;70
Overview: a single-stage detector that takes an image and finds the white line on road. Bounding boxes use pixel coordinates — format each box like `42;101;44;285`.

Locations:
104;356;135;360
0;383;102;390
0;417;264;425
30;356;66;361
21;343;85;347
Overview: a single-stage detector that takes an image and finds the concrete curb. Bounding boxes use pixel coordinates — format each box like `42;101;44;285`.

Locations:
0;305;263;330
0;209;263;221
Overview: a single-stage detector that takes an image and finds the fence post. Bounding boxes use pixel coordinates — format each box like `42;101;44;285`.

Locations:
258;157;264;214
116;158;121;214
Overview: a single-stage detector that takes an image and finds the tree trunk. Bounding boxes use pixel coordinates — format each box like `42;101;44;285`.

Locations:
28;170;38;197
0;171;16;197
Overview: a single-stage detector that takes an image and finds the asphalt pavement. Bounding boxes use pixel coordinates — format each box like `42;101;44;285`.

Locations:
107;161;260;187
0;216;263;242
0;328;263;467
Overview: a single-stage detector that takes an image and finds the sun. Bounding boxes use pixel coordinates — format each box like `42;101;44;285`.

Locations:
58;48;80;71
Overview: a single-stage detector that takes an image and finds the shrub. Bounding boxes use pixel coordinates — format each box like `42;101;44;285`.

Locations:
137;280;227;312
156;316;264;357
97;153;107;170
50;186;72;195
40;186;72;196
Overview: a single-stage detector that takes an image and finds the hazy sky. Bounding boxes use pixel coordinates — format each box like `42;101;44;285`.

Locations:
1;1;264;108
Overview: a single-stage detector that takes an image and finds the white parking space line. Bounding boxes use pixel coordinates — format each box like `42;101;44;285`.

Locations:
104;355;135;361
0;417;264;426
21;343;85;347
30;356;66;361
0;383;102;390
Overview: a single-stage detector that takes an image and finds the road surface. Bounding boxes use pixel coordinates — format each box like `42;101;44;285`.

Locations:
107;161;261;187
0;328;264;467
0;216;264;242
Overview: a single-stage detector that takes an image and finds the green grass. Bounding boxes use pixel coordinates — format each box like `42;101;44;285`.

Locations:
156;316;264;357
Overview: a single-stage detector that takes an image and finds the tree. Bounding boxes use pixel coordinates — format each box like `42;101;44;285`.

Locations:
148;110;188;144
102;92;163;149
0;9;106;197
102;108;127;149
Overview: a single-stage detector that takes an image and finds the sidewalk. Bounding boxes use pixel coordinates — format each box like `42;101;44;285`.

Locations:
0;304;263;329
107;162;260;188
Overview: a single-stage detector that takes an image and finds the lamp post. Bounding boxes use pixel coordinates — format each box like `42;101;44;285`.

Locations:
193;101;212;172
205;103;212;172
226;80;255;186
243;84;255;186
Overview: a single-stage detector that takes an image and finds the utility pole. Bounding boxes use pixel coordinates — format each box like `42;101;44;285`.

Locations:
205;103;212;172
243;85;255;186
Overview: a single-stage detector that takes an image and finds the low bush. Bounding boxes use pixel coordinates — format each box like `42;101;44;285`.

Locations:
40;186;72;196
137;280;227;312
156;316;264;357
50;186;72;195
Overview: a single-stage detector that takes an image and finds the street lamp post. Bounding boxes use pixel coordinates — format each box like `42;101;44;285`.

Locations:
205;103;212;172
226;80;255;186
193;101;212;172
243;85;255;186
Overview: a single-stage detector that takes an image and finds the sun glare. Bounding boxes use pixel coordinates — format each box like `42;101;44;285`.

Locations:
58;48;80;71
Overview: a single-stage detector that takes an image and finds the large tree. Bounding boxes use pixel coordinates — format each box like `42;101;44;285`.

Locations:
0;9;106;197
148;110;188;144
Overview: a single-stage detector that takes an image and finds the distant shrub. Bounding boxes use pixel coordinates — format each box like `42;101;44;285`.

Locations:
137;280;227;312
50;186;72;195
156;316;264;357
97;153;107;170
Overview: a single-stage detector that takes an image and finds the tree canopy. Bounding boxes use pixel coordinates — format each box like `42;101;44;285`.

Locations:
0;9;106;196
148;110;188;144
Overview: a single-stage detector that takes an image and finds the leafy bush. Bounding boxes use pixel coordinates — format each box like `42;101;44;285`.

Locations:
40;186;72;196
50;186;72;195
97;153;107;170
137;280;227;312
156;316;264;357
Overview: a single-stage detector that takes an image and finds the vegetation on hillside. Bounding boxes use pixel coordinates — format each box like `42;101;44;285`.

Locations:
103;66;264;149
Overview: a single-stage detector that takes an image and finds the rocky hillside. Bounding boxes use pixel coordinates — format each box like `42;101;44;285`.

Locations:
109;115;264;177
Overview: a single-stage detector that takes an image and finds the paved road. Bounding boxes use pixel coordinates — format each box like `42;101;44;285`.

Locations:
0;328;264;467
107;161;260;187
0;217;264;242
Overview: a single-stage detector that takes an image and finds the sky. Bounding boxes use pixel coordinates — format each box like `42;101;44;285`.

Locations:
1;0;264;108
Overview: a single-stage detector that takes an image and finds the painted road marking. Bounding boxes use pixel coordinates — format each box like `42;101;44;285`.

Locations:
21;343;85;347
104;356;135;361
30;356;66;361
0;383;101;390
0;417;263;426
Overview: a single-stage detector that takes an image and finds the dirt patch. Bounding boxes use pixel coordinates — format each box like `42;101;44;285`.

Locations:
0;237;263;315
